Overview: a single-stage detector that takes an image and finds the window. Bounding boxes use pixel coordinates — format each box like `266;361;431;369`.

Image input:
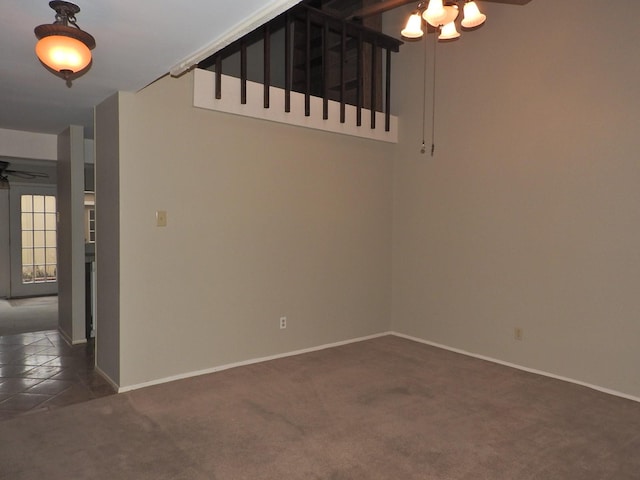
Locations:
88;208;95;243
84;191;95;243
21;194;57;284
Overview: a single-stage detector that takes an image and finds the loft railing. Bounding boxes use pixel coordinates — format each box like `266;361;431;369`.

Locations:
197;4;402;132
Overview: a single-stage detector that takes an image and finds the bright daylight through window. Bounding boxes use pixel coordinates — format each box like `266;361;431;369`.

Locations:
20;194;57;284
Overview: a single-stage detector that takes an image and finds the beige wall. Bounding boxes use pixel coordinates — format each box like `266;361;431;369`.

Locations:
95;94;121;384
0;189;8;298
389;1;640;398
113;71;393;388
56;126;86;344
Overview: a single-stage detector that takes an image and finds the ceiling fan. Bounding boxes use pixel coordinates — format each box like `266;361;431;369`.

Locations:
348;0;531;21
0;161;49;190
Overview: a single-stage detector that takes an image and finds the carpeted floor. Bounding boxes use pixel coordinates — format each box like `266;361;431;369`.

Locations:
1;335;639;479
0;296;58;335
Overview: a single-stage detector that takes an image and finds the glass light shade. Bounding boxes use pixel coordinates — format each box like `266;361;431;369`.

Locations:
423;0;448;27
35;35;92;73
401;13;424;39
442;5;460;25
439;22;461;40
461;1;487;29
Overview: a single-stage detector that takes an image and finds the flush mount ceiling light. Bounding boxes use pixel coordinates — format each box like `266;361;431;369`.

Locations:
34;1;96;85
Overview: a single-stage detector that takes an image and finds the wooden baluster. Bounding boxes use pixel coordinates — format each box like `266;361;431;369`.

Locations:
241;39;247;105
370;40;376;129
305;9;311;117
285;12;291;113
356;31;362;127
215;56;222;100
340;23;346;124
264;24;271;108
385;49;391;132
323;19;329;120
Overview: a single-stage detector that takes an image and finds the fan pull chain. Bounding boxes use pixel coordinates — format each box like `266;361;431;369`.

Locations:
431;27;438;157
421;33;428;155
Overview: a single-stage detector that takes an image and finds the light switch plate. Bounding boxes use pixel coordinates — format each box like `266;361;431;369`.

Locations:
156;210;167;227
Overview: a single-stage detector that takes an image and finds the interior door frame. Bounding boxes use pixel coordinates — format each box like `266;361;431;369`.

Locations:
8;183;58;298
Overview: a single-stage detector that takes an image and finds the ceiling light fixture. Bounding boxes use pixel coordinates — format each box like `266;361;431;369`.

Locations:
34;1;96;86
403;1;486;156
402;0;487;41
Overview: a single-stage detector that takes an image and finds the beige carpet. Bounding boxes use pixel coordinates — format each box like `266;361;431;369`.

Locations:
0;296;58;335
1;335;639;479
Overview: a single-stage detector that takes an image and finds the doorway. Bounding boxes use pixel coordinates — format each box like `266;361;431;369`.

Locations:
8;185;58;298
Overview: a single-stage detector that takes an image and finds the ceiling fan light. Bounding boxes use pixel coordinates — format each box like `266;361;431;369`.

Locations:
461;1;487;29
439;21;461;40
35;34;92;73
442;5;460;26
401;13;424;39
423;0;448;27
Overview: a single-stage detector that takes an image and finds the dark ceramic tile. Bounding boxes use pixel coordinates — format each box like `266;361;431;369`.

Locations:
42;384;93;409
37;346;74;356
0;345;22;355
0;393;51;411
0;350;27;361
21;365;64;379
11;354;60;366
26;379;74;395
0;409;23;421
43;356;93;369
48;369;80;381
0;378;43;394
16;344;49;353
0;330;114;421
0;365;34;377
0;337;35;346
79;373;111;388
90;383;116;398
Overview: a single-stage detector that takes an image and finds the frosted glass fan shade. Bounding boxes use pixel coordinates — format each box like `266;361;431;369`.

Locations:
439;22;461;40
401;13;424;38
461;1;487;29
423;0;448;27
442;5;460;25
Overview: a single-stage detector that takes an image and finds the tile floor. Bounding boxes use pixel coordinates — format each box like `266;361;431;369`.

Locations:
0;330;115;422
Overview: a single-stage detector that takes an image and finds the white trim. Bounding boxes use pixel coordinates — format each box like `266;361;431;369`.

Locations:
169;0;301;77
391;332;640;404
58;326;87;346
56;327;87;346
117;332;392;393
193;69;398;143
95;365;120;393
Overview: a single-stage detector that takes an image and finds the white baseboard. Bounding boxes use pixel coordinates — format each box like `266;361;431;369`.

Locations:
391;331;640;404
95;365;120;393
57;327;87;346
117;332;393;393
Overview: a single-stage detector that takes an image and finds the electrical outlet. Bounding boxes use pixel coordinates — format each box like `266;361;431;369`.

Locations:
280;316;287;329
514;327;523;341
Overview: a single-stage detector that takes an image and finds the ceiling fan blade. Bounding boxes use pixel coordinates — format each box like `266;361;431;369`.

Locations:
6;170;49;180
0;162;49;181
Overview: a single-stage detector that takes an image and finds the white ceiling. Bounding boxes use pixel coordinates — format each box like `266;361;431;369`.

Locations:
0;0;300;138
